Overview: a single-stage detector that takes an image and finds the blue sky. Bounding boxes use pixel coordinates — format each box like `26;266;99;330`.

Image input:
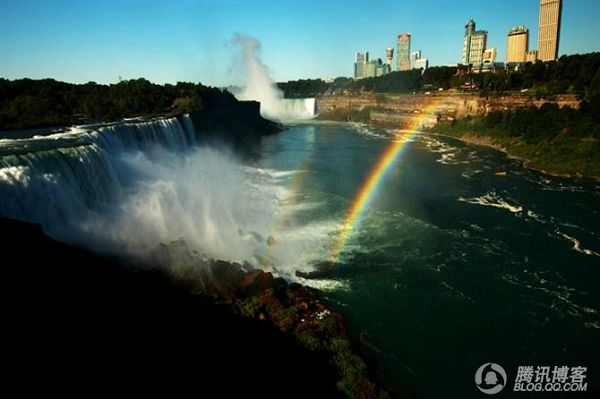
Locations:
1;0;598;86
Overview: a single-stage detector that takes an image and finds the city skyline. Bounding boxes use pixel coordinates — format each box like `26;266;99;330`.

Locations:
1;0;599;86
506;26;529;63
538;0;562;61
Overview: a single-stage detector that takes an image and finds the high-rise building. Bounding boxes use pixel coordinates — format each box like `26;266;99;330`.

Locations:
409;50;428;71
413;58;428;71
468;31;487;66
397;33;411;71
385;48;394;73
354;51;388;79
526;50;539;63
354;52;369;79
538;0;562;62
365;58;386;78
506;26;529;63
483;48;497;64
462;19;476;64
462;19;487;66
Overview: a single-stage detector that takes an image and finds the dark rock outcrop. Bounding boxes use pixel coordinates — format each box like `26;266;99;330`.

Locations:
1;215;393;398
188;261;391;399
0;216;342;398
188;99;282;155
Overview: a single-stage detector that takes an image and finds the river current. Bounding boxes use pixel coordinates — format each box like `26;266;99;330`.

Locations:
257;122;600;398
1;119;598;398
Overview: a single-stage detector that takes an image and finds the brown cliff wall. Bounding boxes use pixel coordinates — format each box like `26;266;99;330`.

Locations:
316;92;580;127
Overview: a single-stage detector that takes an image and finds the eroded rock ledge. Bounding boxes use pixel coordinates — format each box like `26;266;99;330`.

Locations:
1;216;392;398
153;242;392;398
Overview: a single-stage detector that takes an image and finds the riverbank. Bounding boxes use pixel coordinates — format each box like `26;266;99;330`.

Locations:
315;88;600;180
0;215;391;398
317;107;600;181
427;123;600;181
315;92;581;124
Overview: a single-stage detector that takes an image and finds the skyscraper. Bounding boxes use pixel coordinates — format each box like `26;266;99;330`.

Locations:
397;33;411;71
506;26;529;63
462;19;487;66
462;19;476;65
409;50;428;71
483;48;497;64
354;52;368;79
385;48;394;73
365;58;386;78
526;50;539;63
538;0;562;62
468;31;487;66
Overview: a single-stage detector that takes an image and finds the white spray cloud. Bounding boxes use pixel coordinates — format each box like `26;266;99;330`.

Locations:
80;146;279;264
73;146;334;276
232;34;315;123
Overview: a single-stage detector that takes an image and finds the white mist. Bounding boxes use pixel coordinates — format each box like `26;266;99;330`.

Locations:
232;34;316;123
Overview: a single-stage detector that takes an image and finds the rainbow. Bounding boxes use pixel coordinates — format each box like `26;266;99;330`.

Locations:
329;98;443;264
260;163;309;270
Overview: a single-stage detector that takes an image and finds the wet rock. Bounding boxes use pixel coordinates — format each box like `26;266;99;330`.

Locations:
239;270;275;296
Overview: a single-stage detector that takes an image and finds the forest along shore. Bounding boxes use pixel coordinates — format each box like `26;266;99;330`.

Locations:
316;92;600;180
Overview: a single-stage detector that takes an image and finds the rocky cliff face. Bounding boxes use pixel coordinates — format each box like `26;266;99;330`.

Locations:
189;100;282;154
1;216;393;398
0;216;343;397
316;92;580;127
148;240;393;398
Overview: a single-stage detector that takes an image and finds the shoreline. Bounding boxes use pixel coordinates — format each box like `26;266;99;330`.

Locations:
426;131;566;178
425;130;600;182
0;215;393;398
343;116;599;182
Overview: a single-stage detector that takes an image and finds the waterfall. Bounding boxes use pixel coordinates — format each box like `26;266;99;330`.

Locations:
0;115;300;270
279;98;317;120
0;116;197;239
232;35;317;123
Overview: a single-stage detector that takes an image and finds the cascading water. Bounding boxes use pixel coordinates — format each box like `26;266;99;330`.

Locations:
0;115;331;276
232;35;316;123
0;117;197;235
279;98;317;120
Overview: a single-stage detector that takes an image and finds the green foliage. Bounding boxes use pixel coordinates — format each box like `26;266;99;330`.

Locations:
276;53;600;101
0;78;234;130
296;334;322;351
172;96;204;114
277;78;330;98
352;70;424;93
330;339;389;399
431;103;600;178
423;66;460;89
239;297;260;318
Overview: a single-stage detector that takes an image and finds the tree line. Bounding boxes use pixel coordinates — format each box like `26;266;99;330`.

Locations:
434;101;600;178
0;78;236;130
459;102;600;142
448;53;600;142
277;52;600;100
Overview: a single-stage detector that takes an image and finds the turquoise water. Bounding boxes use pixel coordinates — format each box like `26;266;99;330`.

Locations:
257;122;600;398
1;119;598;398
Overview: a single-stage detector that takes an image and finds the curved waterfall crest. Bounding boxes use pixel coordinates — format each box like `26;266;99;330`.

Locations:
0;115;197;236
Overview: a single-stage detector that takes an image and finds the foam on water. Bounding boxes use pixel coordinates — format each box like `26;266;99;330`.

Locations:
458;191;524;214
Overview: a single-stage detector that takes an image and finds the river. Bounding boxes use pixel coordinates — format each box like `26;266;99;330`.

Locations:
257;121;600;398
1;118;598;398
